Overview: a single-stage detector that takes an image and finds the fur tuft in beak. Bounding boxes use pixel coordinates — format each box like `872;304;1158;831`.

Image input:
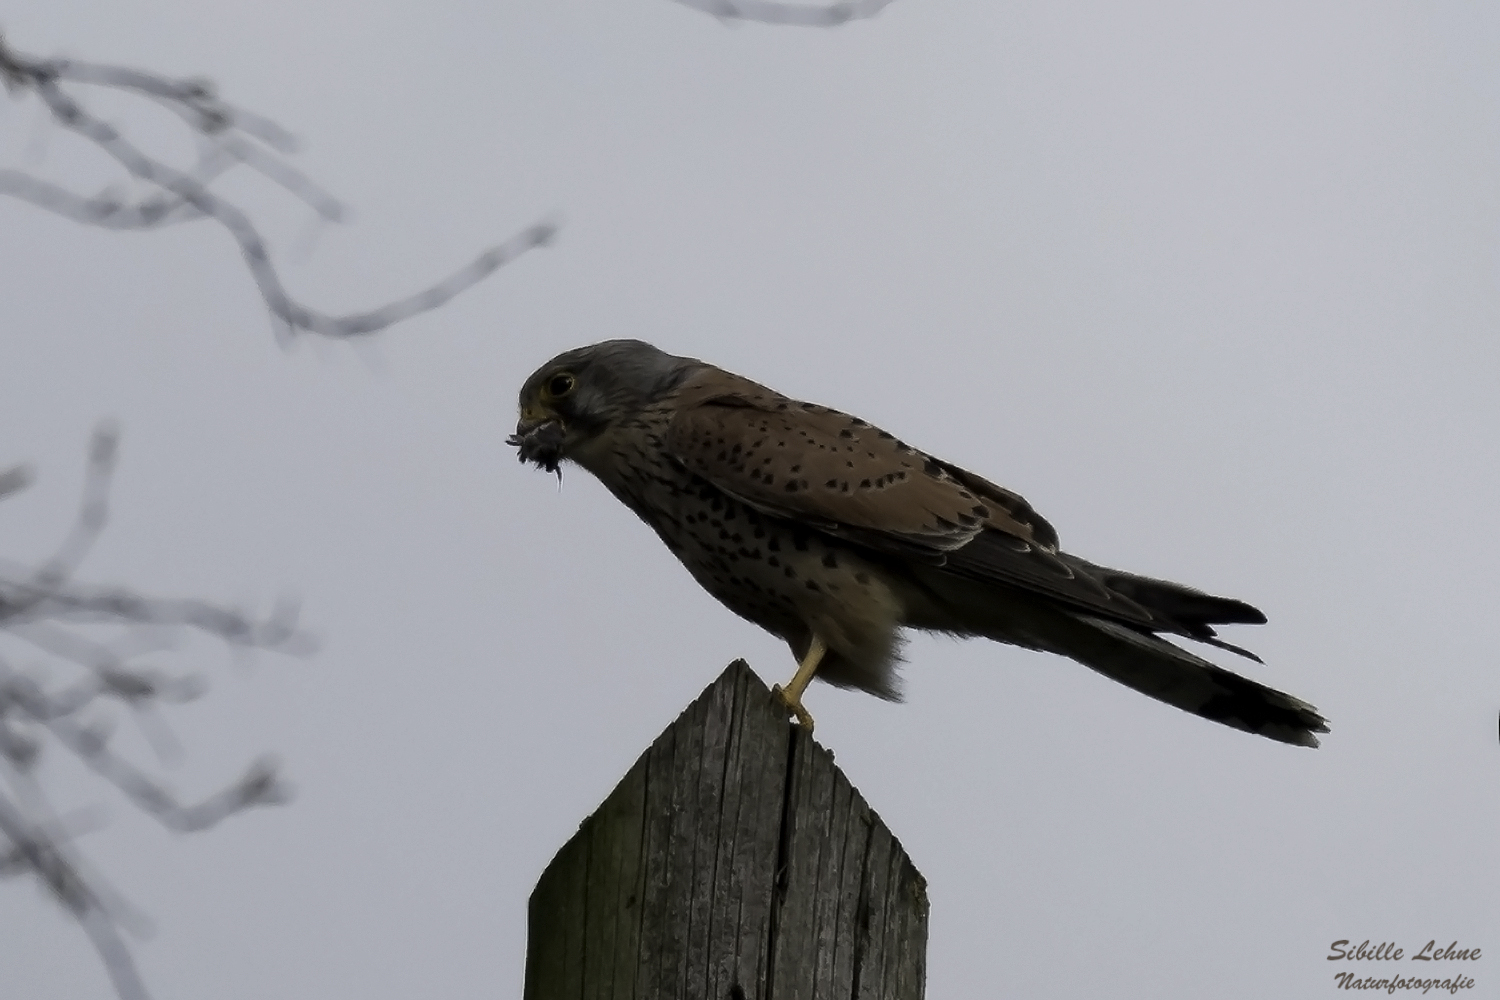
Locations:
508;420;566;479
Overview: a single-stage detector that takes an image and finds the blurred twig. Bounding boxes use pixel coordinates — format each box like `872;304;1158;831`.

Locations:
0;427;311;1000
0;32;556;340
673;0;897;25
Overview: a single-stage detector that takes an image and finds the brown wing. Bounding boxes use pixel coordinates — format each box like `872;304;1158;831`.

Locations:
662;369;1055;556
663;368;1237;645
934;531;1244;646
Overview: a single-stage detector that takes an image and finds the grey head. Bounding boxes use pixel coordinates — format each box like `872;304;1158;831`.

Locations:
508;339;700;474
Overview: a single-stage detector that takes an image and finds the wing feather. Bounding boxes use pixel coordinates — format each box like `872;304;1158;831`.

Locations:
663;369;1053;552
661;368;1256;648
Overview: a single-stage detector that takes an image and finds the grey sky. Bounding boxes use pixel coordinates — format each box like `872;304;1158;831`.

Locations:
3;1;1499;997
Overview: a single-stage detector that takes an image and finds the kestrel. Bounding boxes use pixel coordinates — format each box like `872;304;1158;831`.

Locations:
510;340;1327;747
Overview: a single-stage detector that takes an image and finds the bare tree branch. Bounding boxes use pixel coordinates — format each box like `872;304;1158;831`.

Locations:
0;32;556;340
29;422;117;596
672;0;897;25
0;170;208;228
0;465;33;501
0;428;310;1000
0;785;152;1000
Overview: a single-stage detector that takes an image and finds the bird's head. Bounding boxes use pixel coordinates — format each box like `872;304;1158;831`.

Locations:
509;339;697;475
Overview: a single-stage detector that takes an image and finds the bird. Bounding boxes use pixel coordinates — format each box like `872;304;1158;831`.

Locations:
509;340;1327;747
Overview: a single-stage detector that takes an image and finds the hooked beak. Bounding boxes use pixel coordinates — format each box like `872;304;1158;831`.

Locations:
507;409;566;477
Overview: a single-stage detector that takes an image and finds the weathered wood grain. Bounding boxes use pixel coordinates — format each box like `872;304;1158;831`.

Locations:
524;661;927;1000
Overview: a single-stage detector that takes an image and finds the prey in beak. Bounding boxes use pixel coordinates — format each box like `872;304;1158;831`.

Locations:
507;419;566;479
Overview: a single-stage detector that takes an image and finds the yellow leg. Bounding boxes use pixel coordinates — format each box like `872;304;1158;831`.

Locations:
772;636;826;733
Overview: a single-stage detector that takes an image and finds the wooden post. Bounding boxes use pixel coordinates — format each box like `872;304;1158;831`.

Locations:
524;660;928;1000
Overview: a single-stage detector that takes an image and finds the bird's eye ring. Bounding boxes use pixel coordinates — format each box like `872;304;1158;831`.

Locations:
547;372;576;398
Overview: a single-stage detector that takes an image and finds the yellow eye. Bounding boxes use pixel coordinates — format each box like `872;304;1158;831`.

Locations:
546;372;576;398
